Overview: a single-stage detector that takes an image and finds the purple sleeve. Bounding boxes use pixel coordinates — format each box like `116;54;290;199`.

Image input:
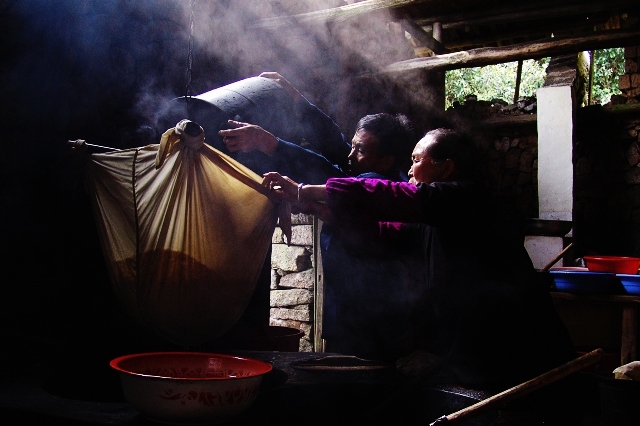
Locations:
325;177;424;223
322;178;423;253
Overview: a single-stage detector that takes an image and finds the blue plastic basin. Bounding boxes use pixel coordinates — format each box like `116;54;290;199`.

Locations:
549;270;617;294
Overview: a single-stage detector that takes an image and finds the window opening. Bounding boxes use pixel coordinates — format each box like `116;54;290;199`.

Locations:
445;47;625;110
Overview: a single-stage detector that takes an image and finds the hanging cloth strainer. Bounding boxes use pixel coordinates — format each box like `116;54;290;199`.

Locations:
85;120;288;346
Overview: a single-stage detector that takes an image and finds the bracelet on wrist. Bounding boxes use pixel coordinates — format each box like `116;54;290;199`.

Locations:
297;183;305;202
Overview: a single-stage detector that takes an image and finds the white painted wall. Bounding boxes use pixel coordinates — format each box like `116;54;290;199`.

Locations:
526;85;575;269
525;236;566;270
536;85;574;221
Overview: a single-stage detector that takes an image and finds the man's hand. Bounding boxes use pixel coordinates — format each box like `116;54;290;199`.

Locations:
262;172;299;201
218;120;278;154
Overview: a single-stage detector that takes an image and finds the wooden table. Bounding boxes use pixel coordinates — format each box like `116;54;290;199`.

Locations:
550;291;640;365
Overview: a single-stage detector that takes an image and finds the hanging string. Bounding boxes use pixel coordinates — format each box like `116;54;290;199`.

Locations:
185;0;196;100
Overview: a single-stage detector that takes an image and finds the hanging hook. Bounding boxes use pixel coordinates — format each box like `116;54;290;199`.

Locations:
185;0;196;102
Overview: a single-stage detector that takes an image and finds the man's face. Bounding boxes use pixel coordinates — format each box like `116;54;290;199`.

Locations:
409;135;450;184
347;129;387;176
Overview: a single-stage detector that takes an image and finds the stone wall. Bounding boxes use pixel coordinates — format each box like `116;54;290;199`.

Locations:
572;45;640;257
617;46;640;104
573;107;640;257
442;49;640;259
445;97;540;221
269;214;316;352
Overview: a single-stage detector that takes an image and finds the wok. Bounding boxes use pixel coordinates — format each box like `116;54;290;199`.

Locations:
524;219;572;237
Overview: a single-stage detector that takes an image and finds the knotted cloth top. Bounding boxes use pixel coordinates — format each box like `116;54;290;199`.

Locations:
155;119;205;169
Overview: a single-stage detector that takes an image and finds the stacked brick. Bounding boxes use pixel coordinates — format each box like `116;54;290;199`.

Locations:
617;46;640;104
269;213;315;352
621;116;640;243
445;100;540;220
607;45;640;254
447;95;537;119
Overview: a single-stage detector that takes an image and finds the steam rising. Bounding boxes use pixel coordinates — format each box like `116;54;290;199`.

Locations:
2;0;440;150
0;0;444;355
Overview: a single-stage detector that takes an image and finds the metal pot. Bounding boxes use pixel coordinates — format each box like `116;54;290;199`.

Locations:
524;219;572;237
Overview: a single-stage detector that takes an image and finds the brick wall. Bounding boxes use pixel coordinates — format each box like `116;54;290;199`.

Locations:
269;214;315;351
617;46;640;103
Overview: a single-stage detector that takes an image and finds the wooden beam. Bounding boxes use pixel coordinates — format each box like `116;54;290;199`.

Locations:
621;305;637;365
400;18;446;54
252;0;430;29
588;50;595;105
374;28;640;74
428;10;614;50
252;0;639;31
513;60;523;104
442;20;594;51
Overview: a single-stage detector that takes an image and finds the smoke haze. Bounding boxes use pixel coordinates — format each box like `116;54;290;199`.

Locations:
0;0;448;362
1;0;437;149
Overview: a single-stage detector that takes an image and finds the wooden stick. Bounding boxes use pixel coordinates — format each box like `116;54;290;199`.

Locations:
513;60;522;105
429;348;603;425
541;242;574;272
67;139;122;153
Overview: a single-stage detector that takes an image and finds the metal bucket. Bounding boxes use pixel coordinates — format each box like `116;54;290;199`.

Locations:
155;77;300;154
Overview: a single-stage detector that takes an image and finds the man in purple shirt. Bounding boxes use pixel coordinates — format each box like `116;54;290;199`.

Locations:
262;128;576;391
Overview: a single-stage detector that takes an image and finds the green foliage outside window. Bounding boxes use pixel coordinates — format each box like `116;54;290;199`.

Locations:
592;48;624;105
444;48;624;109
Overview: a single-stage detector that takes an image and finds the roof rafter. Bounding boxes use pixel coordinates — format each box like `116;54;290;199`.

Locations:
374;27;640;74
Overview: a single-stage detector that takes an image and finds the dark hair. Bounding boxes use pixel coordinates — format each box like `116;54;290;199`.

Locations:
355;113;416;170
424;128;480;180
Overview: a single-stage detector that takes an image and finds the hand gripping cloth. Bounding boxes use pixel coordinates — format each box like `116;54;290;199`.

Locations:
86;120;289;346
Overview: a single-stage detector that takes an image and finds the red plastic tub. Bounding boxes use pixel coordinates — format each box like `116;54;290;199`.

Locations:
583;256;640;275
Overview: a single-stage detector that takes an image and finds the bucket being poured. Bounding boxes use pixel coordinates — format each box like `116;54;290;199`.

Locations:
153;76;349;179
155;77;300;154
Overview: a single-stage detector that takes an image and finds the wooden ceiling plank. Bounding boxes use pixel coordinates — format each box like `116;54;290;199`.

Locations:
252;0;432;29
413;1;638;30
443;12;613;50
375;27;640;74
